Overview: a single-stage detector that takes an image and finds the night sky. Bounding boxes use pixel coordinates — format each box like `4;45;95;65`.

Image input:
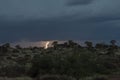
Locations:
0;0;120;43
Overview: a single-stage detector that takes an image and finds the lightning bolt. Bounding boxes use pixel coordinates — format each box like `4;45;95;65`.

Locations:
45;41;50;49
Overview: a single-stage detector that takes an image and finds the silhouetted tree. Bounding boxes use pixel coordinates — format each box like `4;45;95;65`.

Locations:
15;44;22;49
68;40;74;47
2;43;10;48
67;40;79;48
85;41;93;49
52;41;58;49
1;43;11;53
63;42;69;48
95;43;109;49
110;40;118;49
110;40;116;46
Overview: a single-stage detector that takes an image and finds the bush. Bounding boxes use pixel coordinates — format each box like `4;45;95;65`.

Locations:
81;75;108;80
0;77;32;80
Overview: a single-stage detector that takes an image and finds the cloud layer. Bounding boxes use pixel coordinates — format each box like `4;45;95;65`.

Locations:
0;0;120;43
67;0;94;6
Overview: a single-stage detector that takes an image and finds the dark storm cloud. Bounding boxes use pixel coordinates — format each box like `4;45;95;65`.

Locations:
0;17;95;43
1;14;120;43
0;0;120;43
67;0;94;6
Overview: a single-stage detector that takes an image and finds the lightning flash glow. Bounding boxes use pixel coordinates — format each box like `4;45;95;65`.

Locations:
45;41;50;49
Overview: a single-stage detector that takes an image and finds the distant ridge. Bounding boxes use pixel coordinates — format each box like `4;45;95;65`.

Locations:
9;40;119;48
11;40;81;48
11;40;67;48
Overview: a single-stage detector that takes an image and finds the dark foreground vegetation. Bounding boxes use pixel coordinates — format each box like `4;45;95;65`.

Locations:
0;40;120;80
